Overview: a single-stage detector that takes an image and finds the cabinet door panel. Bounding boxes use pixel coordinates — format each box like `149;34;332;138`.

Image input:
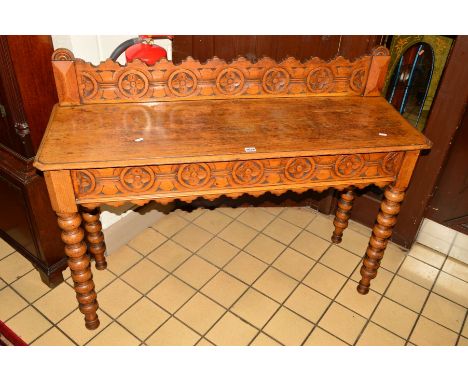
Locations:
0;173;38;257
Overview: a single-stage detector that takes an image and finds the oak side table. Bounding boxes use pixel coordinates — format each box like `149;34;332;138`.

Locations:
34;47;431;330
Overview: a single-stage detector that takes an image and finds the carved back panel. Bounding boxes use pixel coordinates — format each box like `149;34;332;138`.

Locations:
51;46;390;106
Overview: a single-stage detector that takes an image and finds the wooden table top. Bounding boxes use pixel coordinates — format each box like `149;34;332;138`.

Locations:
35;96;430;171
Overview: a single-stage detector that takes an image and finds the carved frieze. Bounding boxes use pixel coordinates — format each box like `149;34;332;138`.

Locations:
118;70;149;99
168;69;198;97
216;68;245;95
70;54;374;104
307;67;334;93
335;154;365;178
71;152;404;203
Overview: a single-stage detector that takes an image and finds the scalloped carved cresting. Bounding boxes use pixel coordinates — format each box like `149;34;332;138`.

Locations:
61;53;383;104
71;152;404;204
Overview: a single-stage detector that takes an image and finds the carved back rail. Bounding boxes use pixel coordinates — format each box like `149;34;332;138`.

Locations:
51;46;390;106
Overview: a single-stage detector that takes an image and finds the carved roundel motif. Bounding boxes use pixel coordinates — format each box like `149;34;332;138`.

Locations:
168;69;198;97
382;152;402;175
75;170;95;195
284;157;316;182
262;68;290;94
177;163;211;188
307;67;334;93
216;68;245;95
120;167;154;192
118;70;149;99
334;154;365;178
350;68;367;93
233;160;264;185
79;73;98;100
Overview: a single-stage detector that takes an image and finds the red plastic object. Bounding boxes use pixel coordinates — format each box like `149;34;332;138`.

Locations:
0;320;28;346
125;35;173;65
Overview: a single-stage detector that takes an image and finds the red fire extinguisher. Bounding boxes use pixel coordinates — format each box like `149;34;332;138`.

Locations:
110;35;173;65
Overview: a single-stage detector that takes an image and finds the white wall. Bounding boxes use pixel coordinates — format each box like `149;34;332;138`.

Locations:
51;35;172;230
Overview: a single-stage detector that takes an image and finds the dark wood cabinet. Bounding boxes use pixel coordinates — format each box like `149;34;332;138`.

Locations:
0;35;66;286
426;104;468;234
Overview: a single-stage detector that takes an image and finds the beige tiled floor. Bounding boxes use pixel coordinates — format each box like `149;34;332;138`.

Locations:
1;206;468;346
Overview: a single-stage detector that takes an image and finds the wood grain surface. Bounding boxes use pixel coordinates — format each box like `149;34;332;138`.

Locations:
35;96;429;171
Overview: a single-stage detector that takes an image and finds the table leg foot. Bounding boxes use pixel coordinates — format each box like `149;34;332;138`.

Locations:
331;187;355;244
81;206;107;270
57;212;100;330
358;185;405;294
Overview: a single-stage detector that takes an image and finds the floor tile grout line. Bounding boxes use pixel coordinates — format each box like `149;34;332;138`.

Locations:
30;320;80;346
304;209;416;345
455;310;468;346
54;232;468;344
18;252;466;344
112;232;439;325
140;209;298;344
384;270;467;310
97;219;253;344
231;216;347;345
2;211;382;345
251;331;285;346
0;263;35;288
304;211;466;277
377;294;463;335
194;337;216;346
5;219;179;344
281;241;341;345
358;245;466;343
105;206;297;299
0;207;325;345
62;253;156;346
5;206;467;345
226;211;326;314
3;289;80;347
0;207;408;305
403;252;452;346
140;208;319;345
4;267;35;286
125;212;273;343
298;238;371;346
436;267;468;285
304;221;445;345
0;251;16;263
9;270;71;308
18;302;78;345
447;227;459;254
1;287;34;323
0;247;22;264
90;320;142;346
352;248;409;346
308;243;371;346
244;226;327;345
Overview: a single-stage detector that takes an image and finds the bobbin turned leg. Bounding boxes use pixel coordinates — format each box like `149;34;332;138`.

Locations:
331;187;355;244
81;206;107;270
57;212;100;329
358;185;405;295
